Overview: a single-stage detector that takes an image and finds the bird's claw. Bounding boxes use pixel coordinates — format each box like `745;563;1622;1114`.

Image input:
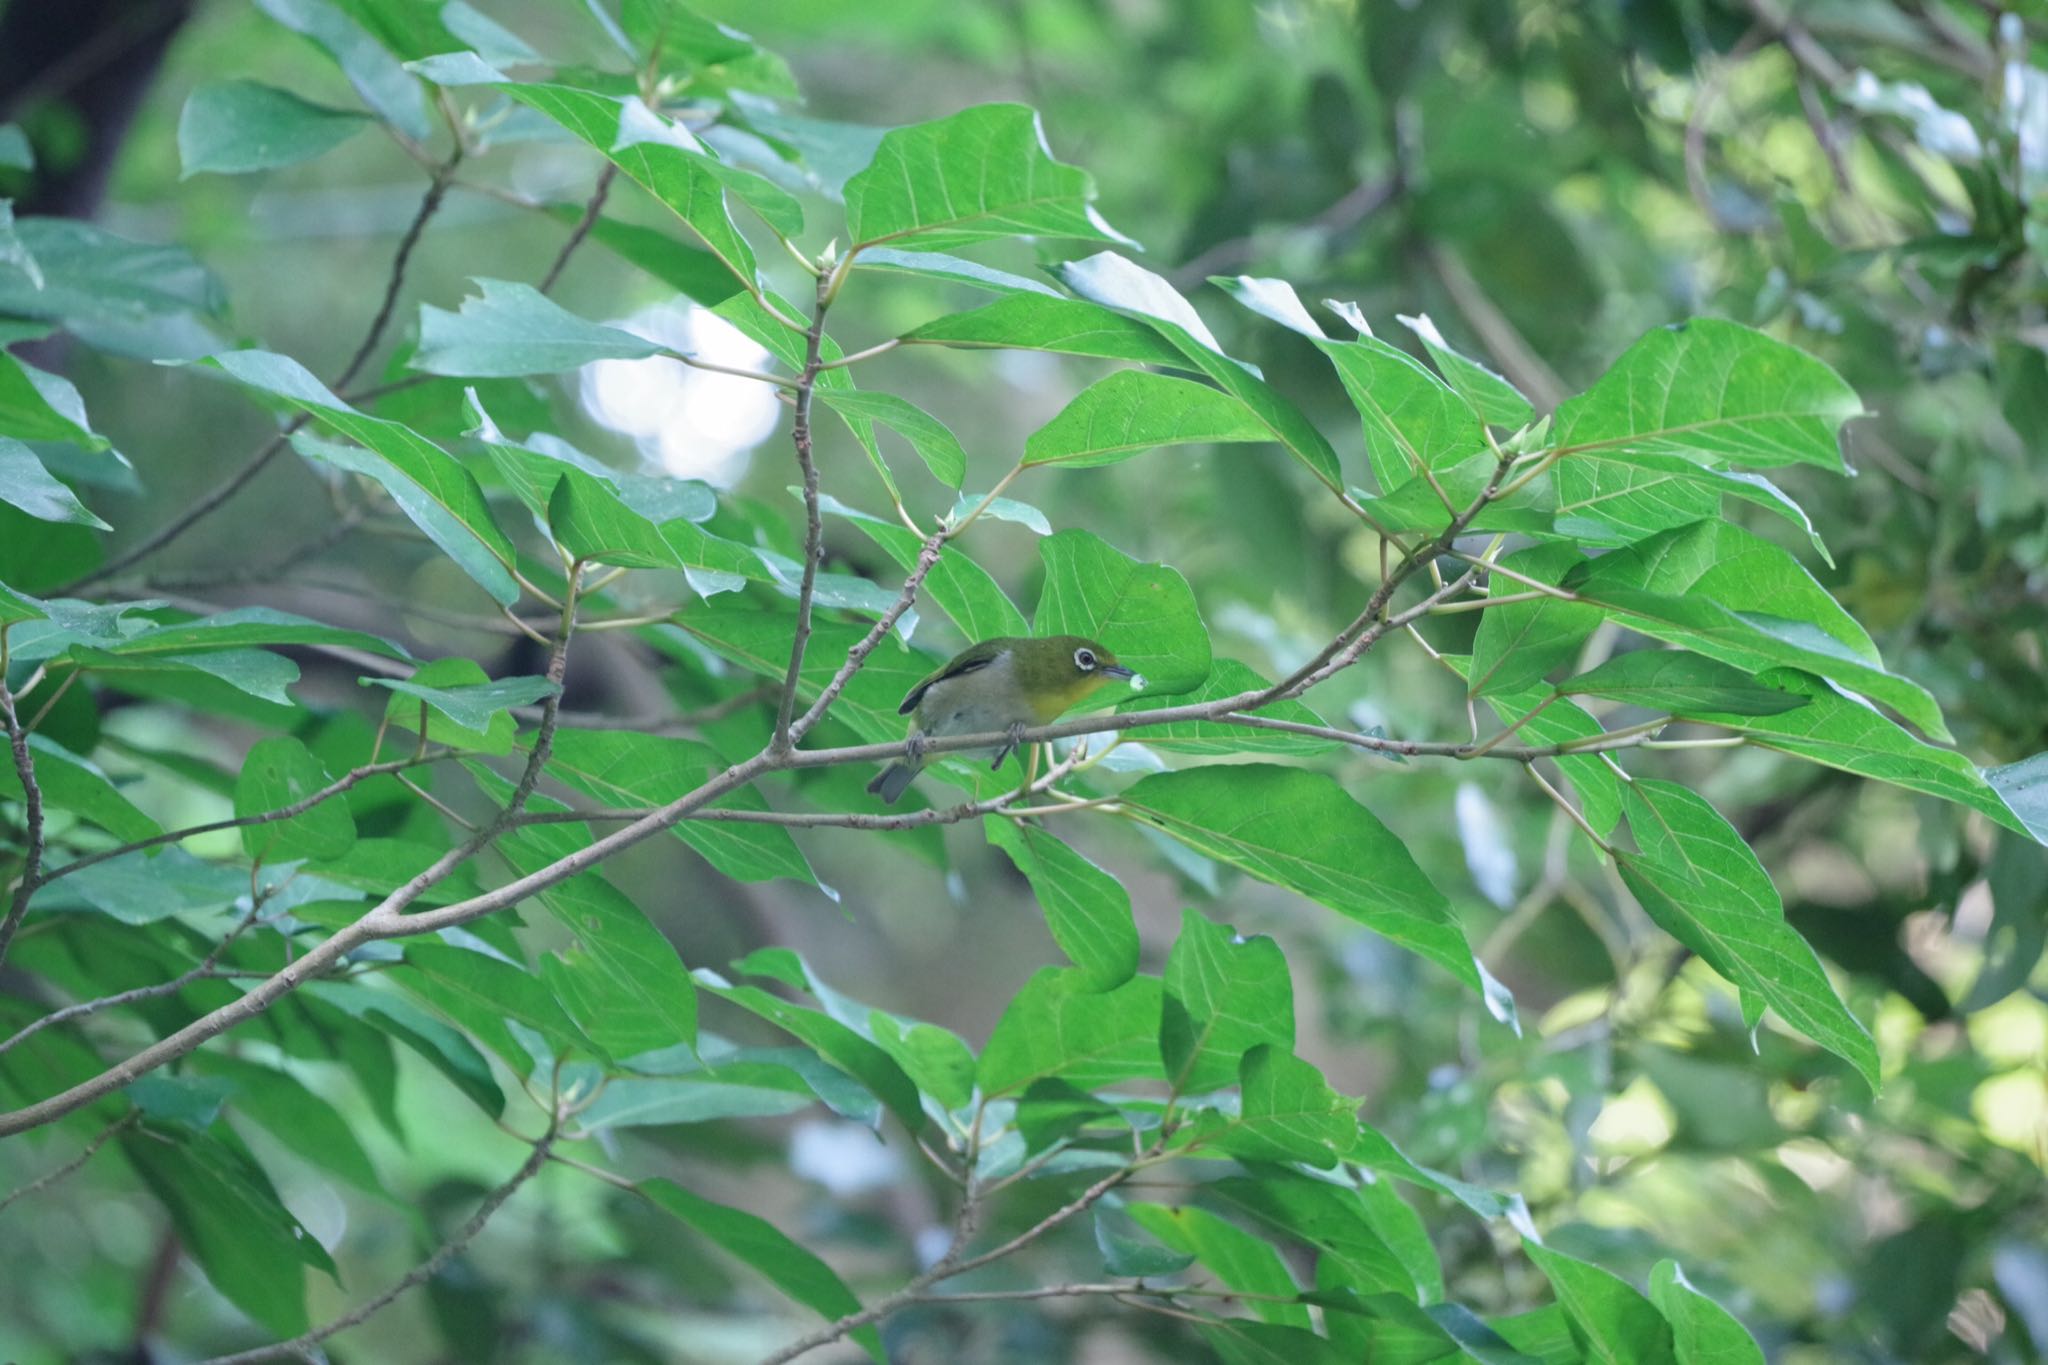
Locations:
991;721;1030;771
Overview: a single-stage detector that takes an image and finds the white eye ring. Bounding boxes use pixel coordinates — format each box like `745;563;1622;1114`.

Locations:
1074;648;1096;670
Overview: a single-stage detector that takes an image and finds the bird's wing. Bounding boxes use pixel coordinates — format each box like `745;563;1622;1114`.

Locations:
898;647;1003;715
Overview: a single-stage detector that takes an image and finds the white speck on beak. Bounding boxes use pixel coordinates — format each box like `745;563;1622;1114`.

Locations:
1128;673;1148;691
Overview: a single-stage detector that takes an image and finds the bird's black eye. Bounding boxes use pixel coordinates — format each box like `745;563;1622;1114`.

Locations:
1075;648;1096;671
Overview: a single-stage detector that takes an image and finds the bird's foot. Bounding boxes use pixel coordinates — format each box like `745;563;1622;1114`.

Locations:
991;721;1030;771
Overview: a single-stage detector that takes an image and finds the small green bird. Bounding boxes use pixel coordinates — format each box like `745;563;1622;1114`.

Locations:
866;634;1142;804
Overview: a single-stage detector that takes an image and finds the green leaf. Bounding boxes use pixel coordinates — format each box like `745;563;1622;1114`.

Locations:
1397;313;1534;429
1095;1198;1197;1276
1208;1170;1426;1300
815;389;967;488
1123;766;1509;1020
903;293;1189;365
1522;1240;1678;1365
1552;450;1831;562
1125;1203;1309;1328
1555;318;1862;470
90;605;409;662
1321;1289;1542;1364
1619;779;1878;1088
0;733;159;841
1467;544;1601;698
255;0;432;140
304;979;504;1116
206;350;516;604
1055;253;1343;492
1648;1260;1765;1365
844;103;1133;251
1206;1045;1359;1169
543;728;814;885
0;124;32;171
0;436;107;528
367;670;558;734
502;85;768;288
177;80;371;176
1112;658;1338;755
67;644;301;706
822;495;1027;640
693;971;924;1131
0;218;222;361
1315;299;1490;494
29;846;249;924
978;967;1165;1095
854;247;1062;296
400;941;597;1071
1200;1321;1355;1365
641;1178;884;1363
0;350;111;450
414;279;663;376
676;611;928;744
188;1053;388;1204
1160;907;1293;1095
121;1123;325;1337
1033;529;1210;695
440;0;541;63
235;735;356;862
1559;650;1811;717
1987;752;2048;844
986;820;1138;990
1472;673;1624;839
1023;370;1273;468
1574;521;1946;740
495;811;699;1059
576;1076;816;1129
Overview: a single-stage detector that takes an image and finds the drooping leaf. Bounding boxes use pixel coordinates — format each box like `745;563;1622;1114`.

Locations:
1033;528;1210;695
206;350;518;604
815;388;968;488
1397;312;1534;429
121;1123;329;1338
692;969;924;1131
1123;766;1510;1020
0;351;111;451
0;733;159;842
0;436;107;528
641;1178;884;1362
177;80;371;176
986;820;1138;991
1125;1203;1309;1328
843;103;1134;251
254;0;432;140
1094;1198;1197;1276
1054;253;1343;492
1619;779;1879;1088
1315;296;1491;494
822;494;1027;640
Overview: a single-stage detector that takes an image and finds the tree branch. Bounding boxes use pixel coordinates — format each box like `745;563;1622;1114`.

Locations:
0;681;46;971
789;528;946;745
539;163;616;294
770;263;840;754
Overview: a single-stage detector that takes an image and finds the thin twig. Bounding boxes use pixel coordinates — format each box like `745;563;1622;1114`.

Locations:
33;753;454;890
539;164;617;293
0;1112;135;1216
201;1113;561;1364
770;264;839;753
0;682;45;971
0;896;271;1058
790;530;945;743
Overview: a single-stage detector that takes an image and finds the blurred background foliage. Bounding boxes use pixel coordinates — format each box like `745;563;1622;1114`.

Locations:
1;0;2045;1361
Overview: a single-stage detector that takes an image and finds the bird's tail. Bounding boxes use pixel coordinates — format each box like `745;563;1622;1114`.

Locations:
867;762;917;805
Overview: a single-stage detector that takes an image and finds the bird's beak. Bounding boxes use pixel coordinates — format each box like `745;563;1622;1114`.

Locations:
1103;664;1138;680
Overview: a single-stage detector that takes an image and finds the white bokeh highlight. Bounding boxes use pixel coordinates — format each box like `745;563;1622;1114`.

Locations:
579;300;781;487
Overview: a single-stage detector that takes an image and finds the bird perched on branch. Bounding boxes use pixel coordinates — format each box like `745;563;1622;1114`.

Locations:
866;635;1142;804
